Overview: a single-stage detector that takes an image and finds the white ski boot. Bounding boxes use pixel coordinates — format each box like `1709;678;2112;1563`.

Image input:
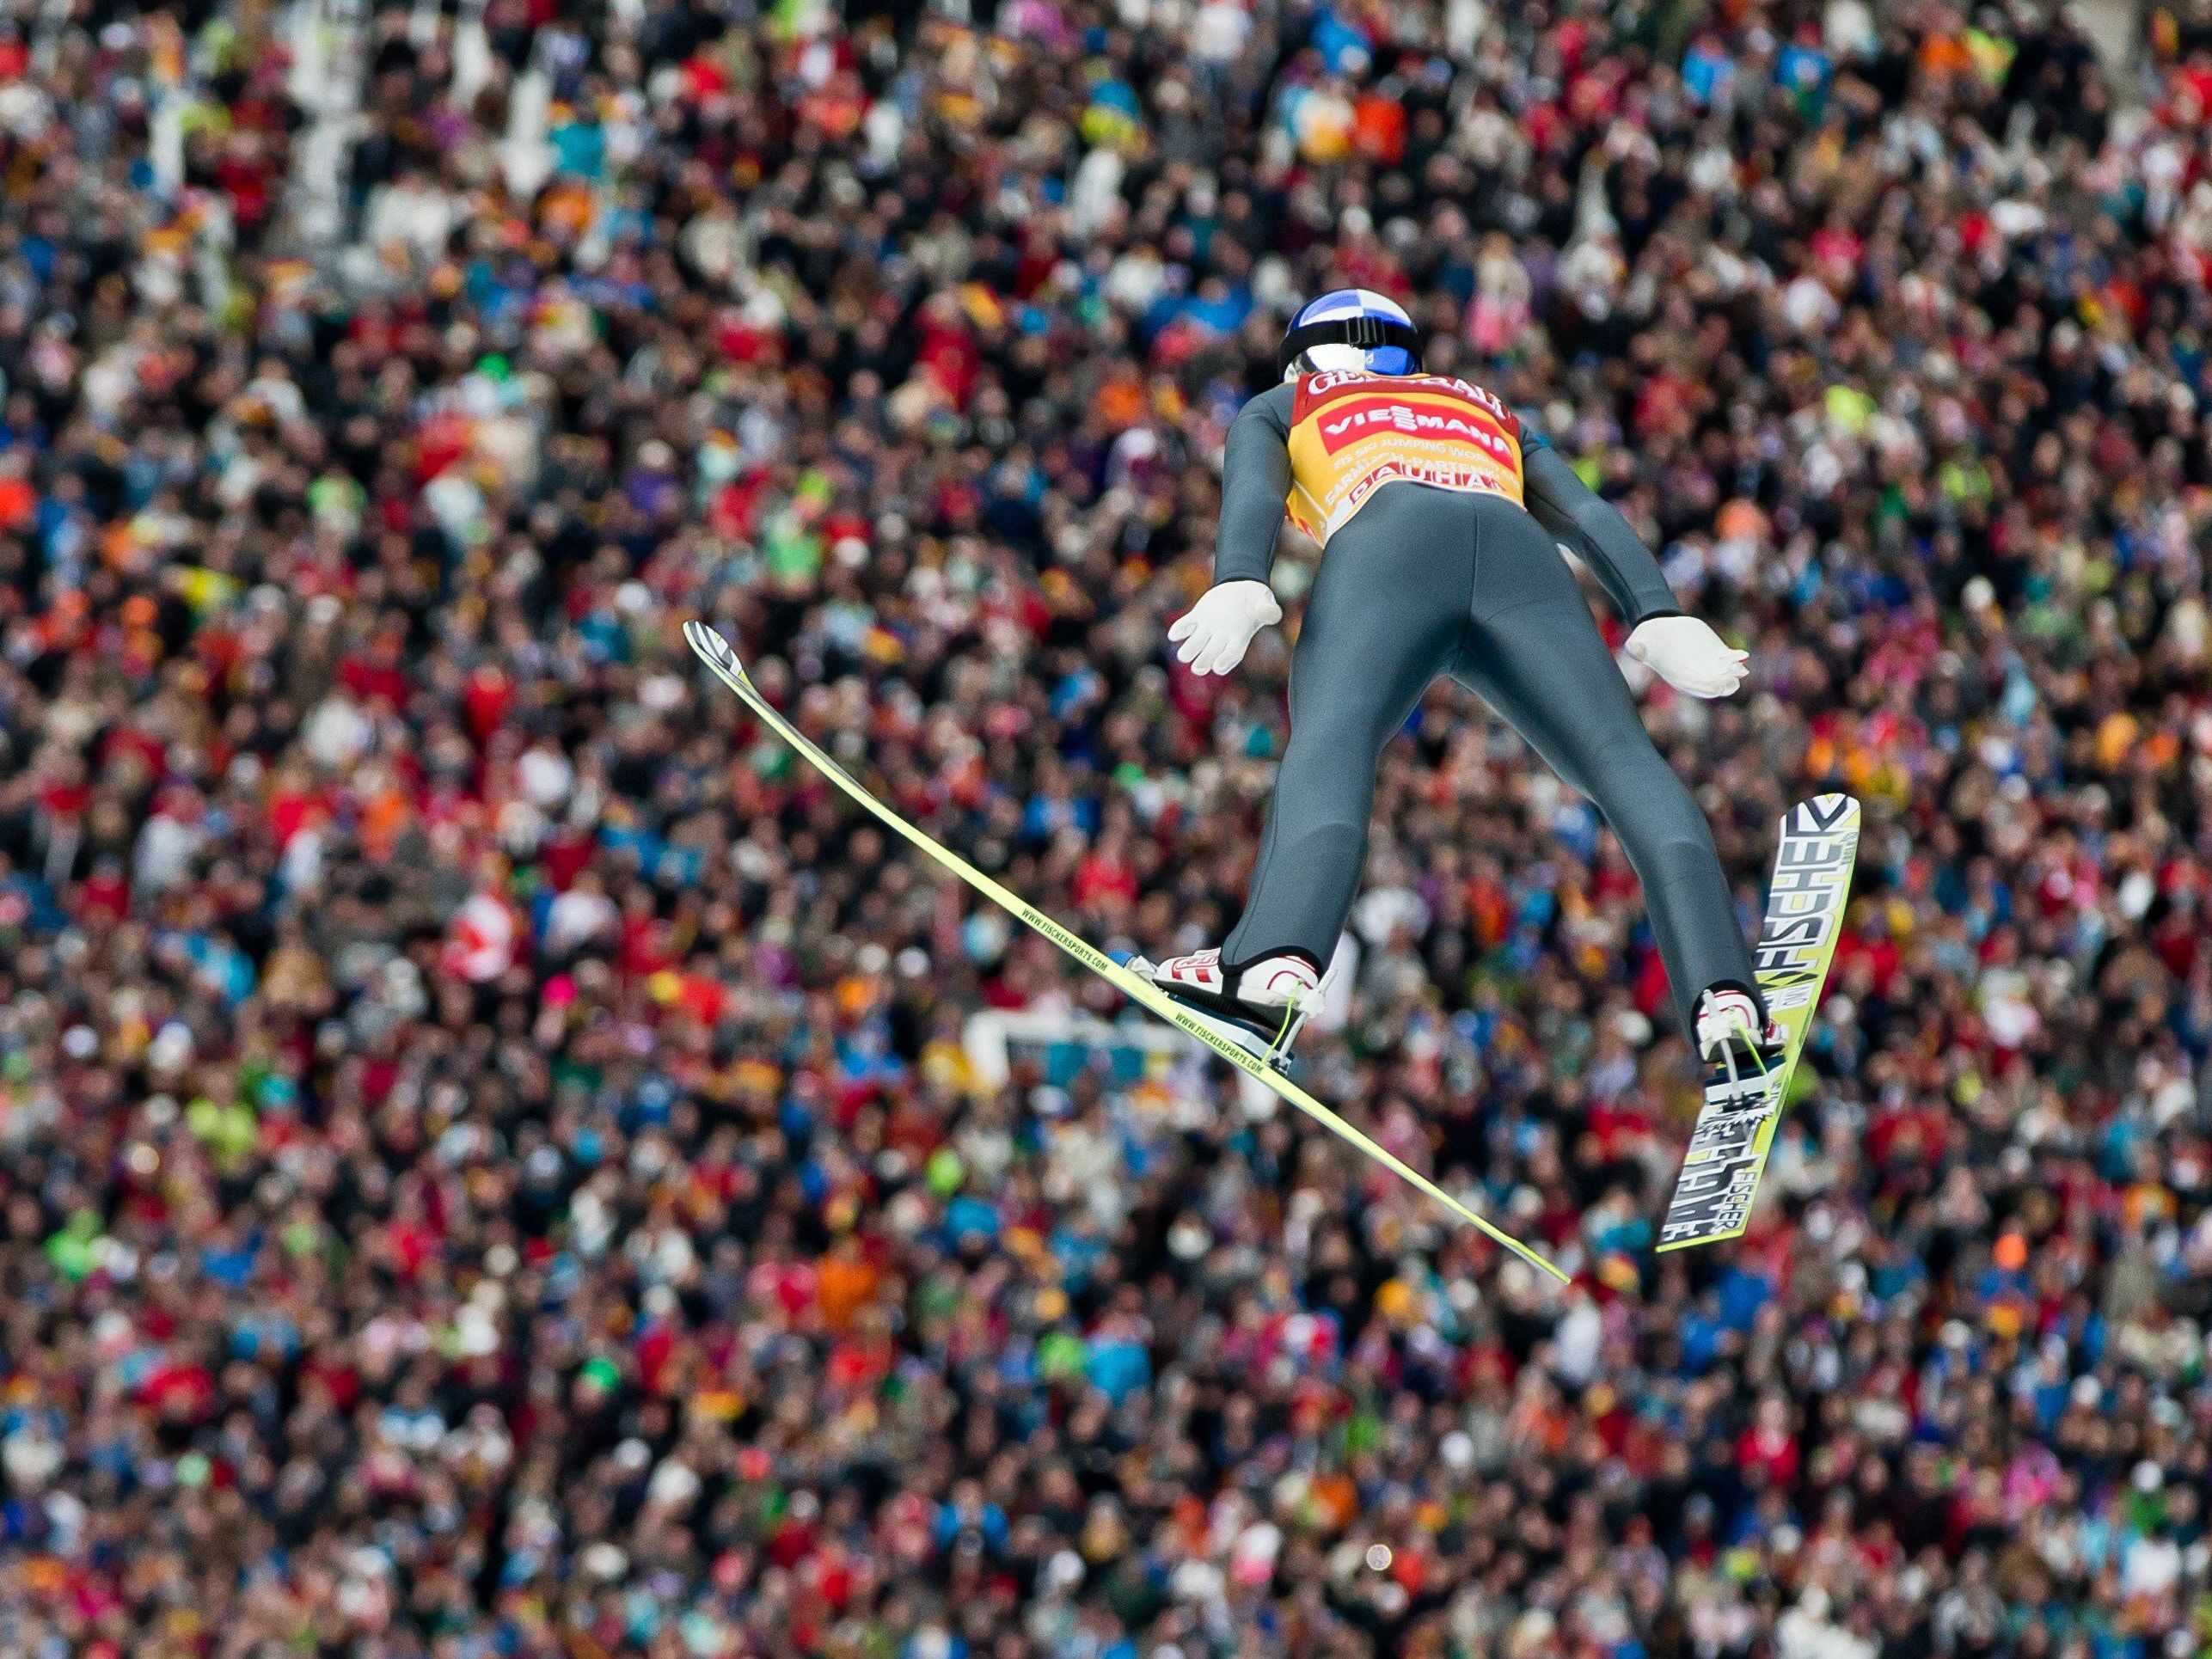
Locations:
1695;986;1784;1068
1129;947;1322;1067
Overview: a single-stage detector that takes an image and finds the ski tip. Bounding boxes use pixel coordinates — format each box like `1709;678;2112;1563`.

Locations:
683;620;751;686
1785;793;1860;836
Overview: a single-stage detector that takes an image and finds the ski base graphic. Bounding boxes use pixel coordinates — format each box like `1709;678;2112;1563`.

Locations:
1657;795;1860;1252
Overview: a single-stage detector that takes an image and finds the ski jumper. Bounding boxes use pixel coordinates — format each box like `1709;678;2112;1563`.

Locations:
1211;370;1762;1031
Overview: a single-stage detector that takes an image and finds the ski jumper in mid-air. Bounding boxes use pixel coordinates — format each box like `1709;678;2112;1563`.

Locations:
1135;289;1776;1065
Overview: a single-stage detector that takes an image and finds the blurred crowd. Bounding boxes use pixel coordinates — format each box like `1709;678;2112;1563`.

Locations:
0;0;2209;1654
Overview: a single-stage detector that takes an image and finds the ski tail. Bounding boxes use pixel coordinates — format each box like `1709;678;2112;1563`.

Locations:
683;621;1568;1283
1657;794;1860;1252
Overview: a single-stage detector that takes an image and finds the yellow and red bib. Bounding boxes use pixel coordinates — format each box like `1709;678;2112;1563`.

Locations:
1283;370;1527;542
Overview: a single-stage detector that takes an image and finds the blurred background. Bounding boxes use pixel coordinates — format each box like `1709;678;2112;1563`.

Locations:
0;0;2208;1655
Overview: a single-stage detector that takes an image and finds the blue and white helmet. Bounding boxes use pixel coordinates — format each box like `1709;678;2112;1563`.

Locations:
1279;288;1422;381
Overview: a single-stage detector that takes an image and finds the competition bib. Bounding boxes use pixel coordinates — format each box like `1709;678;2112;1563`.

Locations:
1283;370;1527;542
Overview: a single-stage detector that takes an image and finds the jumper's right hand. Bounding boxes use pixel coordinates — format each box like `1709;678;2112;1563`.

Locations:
1169;580;1283;676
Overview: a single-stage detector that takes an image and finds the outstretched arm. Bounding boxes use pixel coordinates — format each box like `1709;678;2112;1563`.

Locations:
1522;443;1681;627
1171;389;1294;676
1213;387;1296;587
1524;441;1747;698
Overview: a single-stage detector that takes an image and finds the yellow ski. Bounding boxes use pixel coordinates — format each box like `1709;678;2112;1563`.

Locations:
1657;795;1860;1251
684;621;1566;1283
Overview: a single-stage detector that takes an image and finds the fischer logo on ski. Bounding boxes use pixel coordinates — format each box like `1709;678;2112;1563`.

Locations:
1657;796;1860;1252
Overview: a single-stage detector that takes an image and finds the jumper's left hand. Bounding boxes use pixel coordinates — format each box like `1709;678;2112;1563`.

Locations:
1170;579;1283;676
1625;615;1749;699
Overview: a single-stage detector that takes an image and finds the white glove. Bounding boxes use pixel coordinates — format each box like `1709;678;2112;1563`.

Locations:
1625;615;1749;699
1169;580;1283;676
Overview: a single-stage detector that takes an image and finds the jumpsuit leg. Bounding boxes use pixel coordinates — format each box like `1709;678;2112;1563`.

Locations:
1449;496;1761;1033
1222;486;1474;970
